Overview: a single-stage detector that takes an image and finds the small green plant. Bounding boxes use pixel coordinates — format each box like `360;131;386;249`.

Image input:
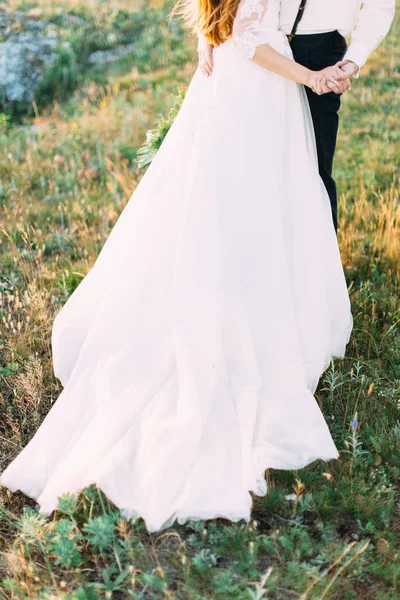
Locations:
342;412;370;475
0;362;19;377
192;547;218;574
35;46;80;106
136;89;186;167
48;518;84;568
0;112;12;132
83;513;117;552
321;359;345;399
56;491;80;517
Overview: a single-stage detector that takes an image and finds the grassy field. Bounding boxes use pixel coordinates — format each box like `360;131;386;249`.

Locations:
0;1;399;598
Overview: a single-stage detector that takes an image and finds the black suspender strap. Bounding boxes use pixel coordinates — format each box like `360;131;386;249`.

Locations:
287;0;308;43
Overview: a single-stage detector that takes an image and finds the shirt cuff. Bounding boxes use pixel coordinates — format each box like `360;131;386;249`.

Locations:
344;41;370;76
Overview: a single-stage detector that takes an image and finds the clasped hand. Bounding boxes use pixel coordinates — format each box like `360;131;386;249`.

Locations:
306;61;359;95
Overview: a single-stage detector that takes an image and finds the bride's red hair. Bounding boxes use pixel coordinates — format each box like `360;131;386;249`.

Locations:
173;0;241;46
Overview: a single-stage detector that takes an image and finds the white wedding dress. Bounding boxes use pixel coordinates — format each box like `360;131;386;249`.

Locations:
0;0;353;532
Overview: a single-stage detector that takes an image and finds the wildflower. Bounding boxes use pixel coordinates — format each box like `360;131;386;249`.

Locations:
351;415;358;429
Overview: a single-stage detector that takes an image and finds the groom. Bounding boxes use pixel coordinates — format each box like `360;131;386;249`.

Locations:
198;0;395;232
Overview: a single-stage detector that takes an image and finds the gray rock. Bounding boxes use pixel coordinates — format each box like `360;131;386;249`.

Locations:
0;9;59;104
88;43;137;66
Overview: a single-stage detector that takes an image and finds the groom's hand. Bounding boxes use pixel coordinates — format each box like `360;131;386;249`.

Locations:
333;60;360;80
310;65;352;95
325;60;359;93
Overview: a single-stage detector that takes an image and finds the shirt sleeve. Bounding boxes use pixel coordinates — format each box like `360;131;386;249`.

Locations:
232;0;272;59
344;0;395;69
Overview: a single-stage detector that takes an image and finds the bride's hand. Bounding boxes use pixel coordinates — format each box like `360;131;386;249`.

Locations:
306;65;351;95
198;38;215;77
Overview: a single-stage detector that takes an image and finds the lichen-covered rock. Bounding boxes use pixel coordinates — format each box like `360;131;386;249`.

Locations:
88;43;137;66
0;9;59;104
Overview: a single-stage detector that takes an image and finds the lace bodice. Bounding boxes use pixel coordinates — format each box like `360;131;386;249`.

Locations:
232;0;281;59
197;0;290;64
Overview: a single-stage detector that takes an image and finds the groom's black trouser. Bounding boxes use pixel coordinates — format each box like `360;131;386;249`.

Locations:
290;31;348;232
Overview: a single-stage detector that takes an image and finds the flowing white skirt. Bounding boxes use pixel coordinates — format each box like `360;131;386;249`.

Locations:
0;33;353;532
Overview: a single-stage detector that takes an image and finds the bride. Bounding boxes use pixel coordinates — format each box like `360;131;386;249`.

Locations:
0;0;353;532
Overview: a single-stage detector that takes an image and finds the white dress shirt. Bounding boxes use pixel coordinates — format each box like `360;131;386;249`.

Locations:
279;0;395;69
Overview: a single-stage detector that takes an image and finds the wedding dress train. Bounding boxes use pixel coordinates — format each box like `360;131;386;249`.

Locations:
0;0;353;532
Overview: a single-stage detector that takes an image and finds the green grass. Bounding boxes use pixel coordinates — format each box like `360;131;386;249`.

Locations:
0;2;399;598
